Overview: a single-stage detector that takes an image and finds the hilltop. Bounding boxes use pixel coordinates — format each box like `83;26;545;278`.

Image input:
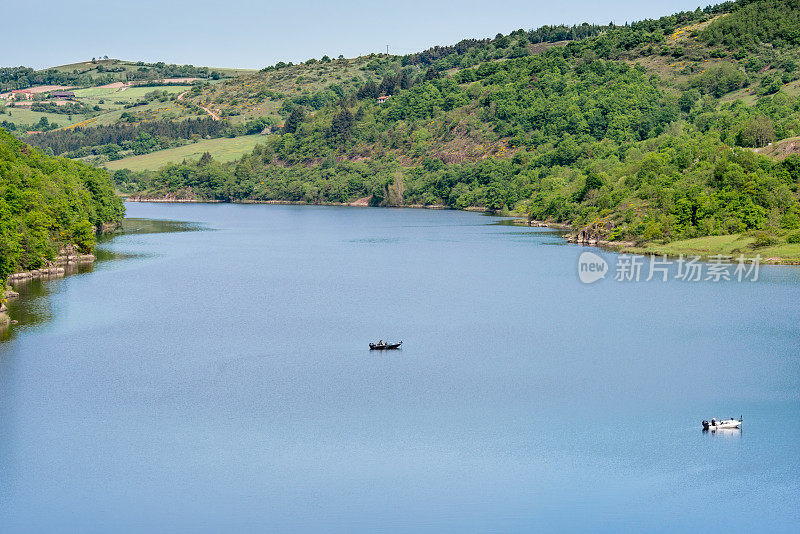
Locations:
1;58;252;92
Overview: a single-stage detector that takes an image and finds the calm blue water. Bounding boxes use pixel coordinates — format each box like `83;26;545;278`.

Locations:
1;202;798;532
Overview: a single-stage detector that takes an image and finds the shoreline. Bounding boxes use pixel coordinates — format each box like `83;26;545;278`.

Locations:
125;196;463;210
621;243;800;265
1;244;102;337
126;196;568;222
2;247;96;329
0;287;19;327
7;247;95;284
125;197;800;264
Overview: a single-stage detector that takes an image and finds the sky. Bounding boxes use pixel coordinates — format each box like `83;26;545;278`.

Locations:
3;0;712;70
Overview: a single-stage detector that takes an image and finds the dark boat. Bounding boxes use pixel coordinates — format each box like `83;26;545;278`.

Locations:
369;341;402;350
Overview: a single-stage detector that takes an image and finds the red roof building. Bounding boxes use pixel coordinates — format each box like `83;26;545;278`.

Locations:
11;89;33;100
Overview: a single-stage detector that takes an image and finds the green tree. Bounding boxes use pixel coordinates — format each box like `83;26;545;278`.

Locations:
284;107;305;134
329;107;354;140
737;115;775;148
198;151;214;166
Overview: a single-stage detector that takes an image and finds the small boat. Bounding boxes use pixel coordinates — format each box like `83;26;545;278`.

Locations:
702;417;742;431
369;340;402;350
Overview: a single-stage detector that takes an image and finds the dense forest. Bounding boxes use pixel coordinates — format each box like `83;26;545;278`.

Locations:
27;117;228;156
0;129;124;297
113;0;800;248
399;3;736;69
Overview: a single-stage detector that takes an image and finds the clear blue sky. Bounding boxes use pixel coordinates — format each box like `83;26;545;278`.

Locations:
3;0;711;69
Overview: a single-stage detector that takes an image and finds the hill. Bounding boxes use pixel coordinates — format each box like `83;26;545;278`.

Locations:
1;59;252;93
3;0;800;258
103;0;800;256
0;128;124;301
0;59;255;160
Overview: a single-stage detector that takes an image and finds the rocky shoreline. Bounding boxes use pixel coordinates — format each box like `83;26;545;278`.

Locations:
0;286;19;327
7;245;95;283
1;245;96;329
565;223;635;250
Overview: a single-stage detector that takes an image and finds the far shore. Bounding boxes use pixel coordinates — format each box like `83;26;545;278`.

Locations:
124;197;800;265
126;195;464;211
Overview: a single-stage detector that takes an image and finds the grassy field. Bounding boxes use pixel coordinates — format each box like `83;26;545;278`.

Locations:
717;77;800;106
0;107;85;129
74;85;190;107
779;79;800;97
94;101;196;126
756;136;800;158
72;86;124;98
630;234;800;263
718;87;759;105
1;84;200;132
104;135;264;171
75;85;197;125
102;85;189;101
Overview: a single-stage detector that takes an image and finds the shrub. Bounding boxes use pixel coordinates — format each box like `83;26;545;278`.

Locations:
752;231;778;248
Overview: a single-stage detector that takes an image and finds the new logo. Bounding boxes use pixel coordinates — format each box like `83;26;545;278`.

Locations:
577;251;608;284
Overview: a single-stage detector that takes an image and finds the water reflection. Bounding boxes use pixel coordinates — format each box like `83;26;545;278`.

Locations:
1;218;199;342
104;217;204;239
1;264;94;341
703;428;743;438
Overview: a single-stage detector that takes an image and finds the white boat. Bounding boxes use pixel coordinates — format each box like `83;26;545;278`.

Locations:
702;417;742;430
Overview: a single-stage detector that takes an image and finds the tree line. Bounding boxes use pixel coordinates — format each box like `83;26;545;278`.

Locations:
0;61;226;93
26;117;227;155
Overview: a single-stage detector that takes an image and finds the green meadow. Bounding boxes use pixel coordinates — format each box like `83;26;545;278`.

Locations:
104;134;264;171
631;235;800;262
0;107;85;129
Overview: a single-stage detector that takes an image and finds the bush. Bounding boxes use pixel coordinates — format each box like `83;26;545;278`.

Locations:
786;230;800;244
752;231;778;248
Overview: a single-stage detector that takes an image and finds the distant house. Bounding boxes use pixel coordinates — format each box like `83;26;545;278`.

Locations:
51;91;75;99
259;126;276;135
377;95;391;104
11;89;33;100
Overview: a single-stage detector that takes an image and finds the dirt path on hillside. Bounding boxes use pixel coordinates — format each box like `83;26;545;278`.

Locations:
198;103;221;120
176;90;220;120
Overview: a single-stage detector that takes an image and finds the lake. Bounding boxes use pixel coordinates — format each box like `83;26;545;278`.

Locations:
1;202;798;532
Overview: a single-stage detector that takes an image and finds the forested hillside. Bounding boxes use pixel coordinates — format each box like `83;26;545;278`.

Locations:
111;0;800;250
0;129;124;296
